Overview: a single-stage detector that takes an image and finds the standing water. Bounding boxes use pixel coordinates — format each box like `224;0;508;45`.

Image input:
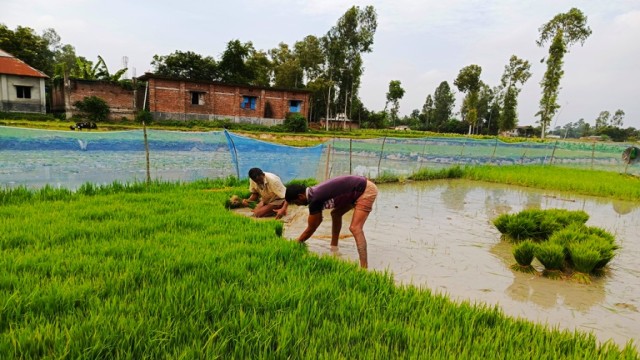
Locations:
283;179;640;349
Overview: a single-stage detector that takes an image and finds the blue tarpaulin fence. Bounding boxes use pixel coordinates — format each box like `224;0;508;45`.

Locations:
1;126;637;190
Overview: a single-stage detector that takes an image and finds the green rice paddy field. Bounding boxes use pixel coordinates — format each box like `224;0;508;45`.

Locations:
1;166;639;359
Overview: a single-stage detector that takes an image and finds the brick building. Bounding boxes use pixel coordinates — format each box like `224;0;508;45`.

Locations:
51;79;143;120
138;73;310;125
0;48;48;113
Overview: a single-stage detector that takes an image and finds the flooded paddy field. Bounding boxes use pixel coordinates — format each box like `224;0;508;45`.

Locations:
283;180;640;349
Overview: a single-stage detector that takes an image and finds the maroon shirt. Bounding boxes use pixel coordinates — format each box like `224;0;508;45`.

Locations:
307;175;367;215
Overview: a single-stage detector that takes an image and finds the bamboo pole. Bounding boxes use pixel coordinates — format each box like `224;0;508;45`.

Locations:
349;138;352;175
324;143;332;181
377;137;387;178
549;141;558;165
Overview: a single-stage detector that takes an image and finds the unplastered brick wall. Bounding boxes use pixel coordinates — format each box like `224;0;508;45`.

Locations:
146;77;310;123
68;80;136;119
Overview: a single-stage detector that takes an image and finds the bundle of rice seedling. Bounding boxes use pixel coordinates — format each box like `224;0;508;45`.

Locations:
226;195;242;209
493;209;589;243
585;235;618;271
534;242;565;279
546;209;589;227
511;240;537;274
567;242;600;284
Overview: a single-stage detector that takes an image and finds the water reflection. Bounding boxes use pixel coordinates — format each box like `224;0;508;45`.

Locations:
284;179;640;349
491;241;606;311
612;199;639;216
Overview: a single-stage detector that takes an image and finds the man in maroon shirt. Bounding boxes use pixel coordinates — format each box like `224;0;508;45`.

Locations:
285;175;378;268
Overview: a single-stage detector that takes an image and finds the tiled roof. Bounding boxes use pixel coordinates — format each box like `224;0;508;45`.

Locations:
0;49;48;78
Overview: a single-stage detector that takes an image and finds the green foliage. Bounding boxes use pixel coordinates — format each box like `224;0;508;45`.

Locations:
372;171;400;184
283;113;308;133
218;39;255;85
568;242;601;274
493;209;587;243
0;181;636;358
0;24;57;76
0;112;56;121
135;110;153;124
432;81;456;129
495;207;618;279
151;50;218;80
409;166;464;181
534;242;565;271
462;165;640;201
285;178;318;188
73;96;110;121
536;8;591;137
513;240;536;266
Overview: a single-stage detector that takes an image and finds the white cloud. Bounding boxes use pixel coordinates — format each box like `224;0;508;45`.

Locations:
1;0;638;128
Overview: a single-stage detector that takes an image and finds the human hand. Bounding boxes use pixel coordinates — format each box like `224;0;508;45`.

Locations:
275;208;287;219
241;199;249;207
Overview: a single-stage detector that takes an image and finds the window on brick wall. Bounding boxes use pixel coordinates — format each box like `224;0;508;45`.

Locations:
191;91;205;105
289;100;302;113
241;96;257;110
15;86;32;99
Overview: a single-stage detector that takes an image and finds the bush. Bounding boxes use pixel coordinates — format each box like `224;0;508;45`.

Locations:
283;113;308;133
135;110;153;124
73;96;110;121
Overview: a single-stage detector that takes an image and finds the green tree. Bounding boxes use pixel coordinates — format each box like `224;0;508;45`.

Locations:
595;111;610;129
432;81;456;131
323;5;377;121
385;80;405;127
611;109;625;127
151;50;218;80
454;65;483;134
476;84;497;135
0;24;57;76
52;44;82;84
536;8;592;138
269;43;302;88
294;35;324;84
421;94;434;129
499;55;532;132
245;49;272;87
73;96;110;121
217;40;255;85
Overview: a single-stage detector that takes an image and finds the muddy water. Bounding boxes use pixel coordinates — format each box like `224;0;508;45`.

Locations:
282;180;640;349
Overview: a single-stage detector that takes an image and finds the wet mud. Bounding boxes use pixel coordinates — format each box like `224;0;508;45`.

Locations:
282;179;640;349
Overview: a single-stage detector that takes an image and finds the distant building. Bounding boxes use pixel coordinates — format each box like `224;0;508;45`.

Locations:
502;125;535;138
0;48;48;113
137;73;311;126
320;113;360;130
51;79;143;120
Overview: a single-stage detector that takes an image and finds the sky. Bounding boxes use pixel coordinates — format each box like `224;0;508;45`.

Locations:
2;0;639;129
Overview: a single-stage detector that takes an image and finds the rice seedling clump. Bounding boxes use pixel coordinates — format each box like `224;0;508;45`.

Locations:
494;209;618;282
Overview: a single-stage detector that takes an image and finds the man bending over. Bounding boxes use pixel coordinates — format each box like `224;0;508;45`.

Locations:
285;175;378;268
241;168;288;219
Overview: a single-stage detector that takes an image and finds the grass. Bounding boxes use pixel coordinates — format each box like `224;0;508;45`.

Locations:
461;165;640;201
1;180;638;358
377;165;640;202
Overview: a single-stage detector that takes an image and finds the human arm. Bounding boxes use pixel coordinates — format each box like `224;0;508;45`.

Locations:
297;212;322;242
275;201;288;220
242;192;259;207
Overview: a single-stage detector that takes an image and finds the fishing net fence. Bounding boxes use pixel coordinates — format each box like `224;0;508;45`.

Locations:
1;127;638;190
